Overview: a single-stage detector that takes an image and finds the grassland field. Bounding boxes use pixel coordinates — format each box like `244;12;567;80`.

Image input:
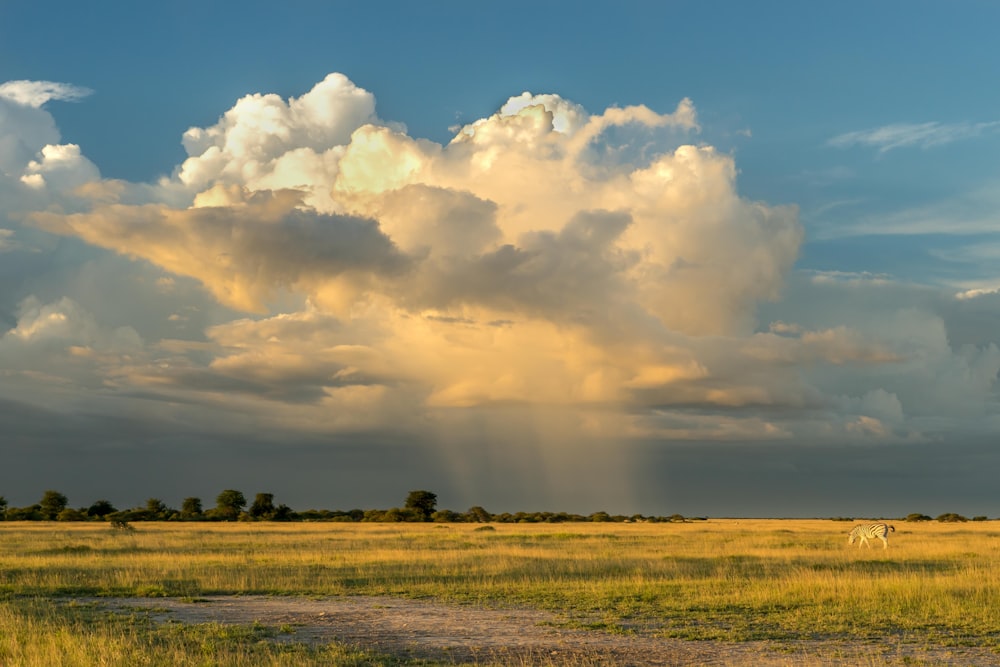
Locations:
0;519;998;665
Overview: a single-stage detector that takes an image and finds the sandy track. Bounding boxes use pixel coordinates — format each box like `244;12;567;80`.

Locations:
80;595;998;666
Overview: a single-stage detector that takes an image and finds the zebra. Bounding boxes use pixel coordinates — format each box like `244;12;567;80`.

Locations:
848;522;895;549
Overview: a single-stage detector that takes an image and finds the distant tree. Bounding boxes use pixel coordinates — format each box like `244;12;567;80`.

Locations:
465;506;492;523
271;504;296;521
404;490;437;522
180;497;203;519
0;496;7;520
144;498;169;519
39;490;68;520
381;507;414;522
972;516;989;522
57;507;86;521
87;500;117;518
214;490;246;521
589;511;612;522
905;513;932;522
248;493;276;519
6;505;42;521
432;509;462;522
936;513;968;523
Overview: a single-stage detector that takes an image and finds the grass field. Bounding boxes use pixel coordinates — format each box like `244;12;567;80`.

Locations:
1;519;998;665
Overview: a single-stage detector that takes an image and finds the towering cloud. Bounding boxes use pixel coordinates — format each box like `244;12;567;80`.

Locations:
7;73;998;456
0;80;99;198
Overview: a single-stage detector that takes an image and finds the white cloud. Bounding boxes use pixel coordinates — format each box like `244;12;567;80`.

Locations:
176;73;384;211
956;286;1000;301
0;80;103;223
38;77;801;341
11;73;1000;448
22;143;100;190
0;80;92;108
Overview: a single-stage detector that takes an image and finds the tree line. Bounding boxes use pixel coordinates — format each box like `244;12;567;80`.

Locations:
0;489;694;524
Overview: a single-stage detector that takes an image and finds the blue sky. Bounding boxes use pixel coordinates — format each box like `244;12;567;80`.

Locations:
2;2;1000;516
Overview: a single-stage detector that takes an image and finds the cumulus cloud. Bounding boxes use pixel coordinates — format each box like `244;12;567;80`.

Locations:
0;80;102;219
35;75;801;338
0;296;143;403
2;295;142;354
21;143;100;191
15;73;1000;449
176;73;385;212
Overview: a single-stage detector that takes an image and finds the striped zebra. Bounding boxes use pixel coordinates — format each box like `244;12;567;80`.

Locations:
848;522;895;549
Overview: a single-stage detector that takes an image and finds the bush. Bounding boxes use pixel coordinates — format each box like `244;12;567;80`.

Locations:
110;518;135;532
905;513;932;522
935;513;968;523
465;506;492;523
56;508;86;521
6;505;42;521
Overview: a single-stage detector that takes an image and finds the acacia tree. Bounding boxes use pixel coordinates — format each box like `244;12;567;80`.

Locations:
214;490;246;521
145;498;169;519
249;493;275;519
465;506;492;523
404;490;437;522
87;500;117;518
39;490;68;520
180;497;203;519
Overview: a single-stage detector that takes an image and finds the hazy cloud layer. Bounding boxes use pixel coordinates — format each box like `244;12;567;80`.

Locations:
3;74;1000;511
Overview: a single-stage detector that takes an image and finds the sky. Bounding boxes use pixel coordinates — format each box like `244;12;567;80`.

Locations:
2;2;1000;518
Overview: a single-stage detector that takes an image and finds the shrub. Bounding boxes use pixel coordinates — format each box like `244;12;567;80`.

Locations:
110;518;135;532
56;508;86;521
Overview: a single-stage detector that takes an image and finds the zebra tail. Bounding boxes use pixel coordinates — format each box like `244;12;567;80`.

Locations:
888;525;895;532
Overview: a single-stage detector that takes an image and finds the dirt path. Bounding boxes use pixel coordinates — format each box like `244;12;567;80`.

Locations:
81;595;997;666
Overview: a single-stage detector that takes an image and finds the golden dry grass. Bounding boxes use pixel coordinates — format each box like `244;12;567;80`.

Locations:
1;519;998;664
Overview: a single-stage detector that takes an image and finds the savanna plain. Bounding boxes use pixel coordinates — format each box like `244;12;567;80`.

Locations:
1;520;998;666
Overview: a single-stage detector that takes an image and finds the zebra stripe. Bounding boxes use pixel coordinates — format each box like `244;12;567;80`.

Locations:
848;522;895;549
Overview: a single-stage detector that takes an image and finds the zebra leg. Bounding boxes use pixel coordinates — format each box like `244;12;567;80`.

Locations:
880;535;888;549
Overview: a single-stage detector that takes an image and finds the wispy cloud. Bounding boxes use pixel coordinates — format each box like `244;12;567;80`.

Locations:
828;120;1000;154
810;183;1000;240
0;80;93;108
0;229;14;251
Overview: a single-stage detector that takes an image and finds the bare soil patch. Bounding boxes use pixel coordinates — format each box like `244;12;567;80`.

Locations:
82;595;997;666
